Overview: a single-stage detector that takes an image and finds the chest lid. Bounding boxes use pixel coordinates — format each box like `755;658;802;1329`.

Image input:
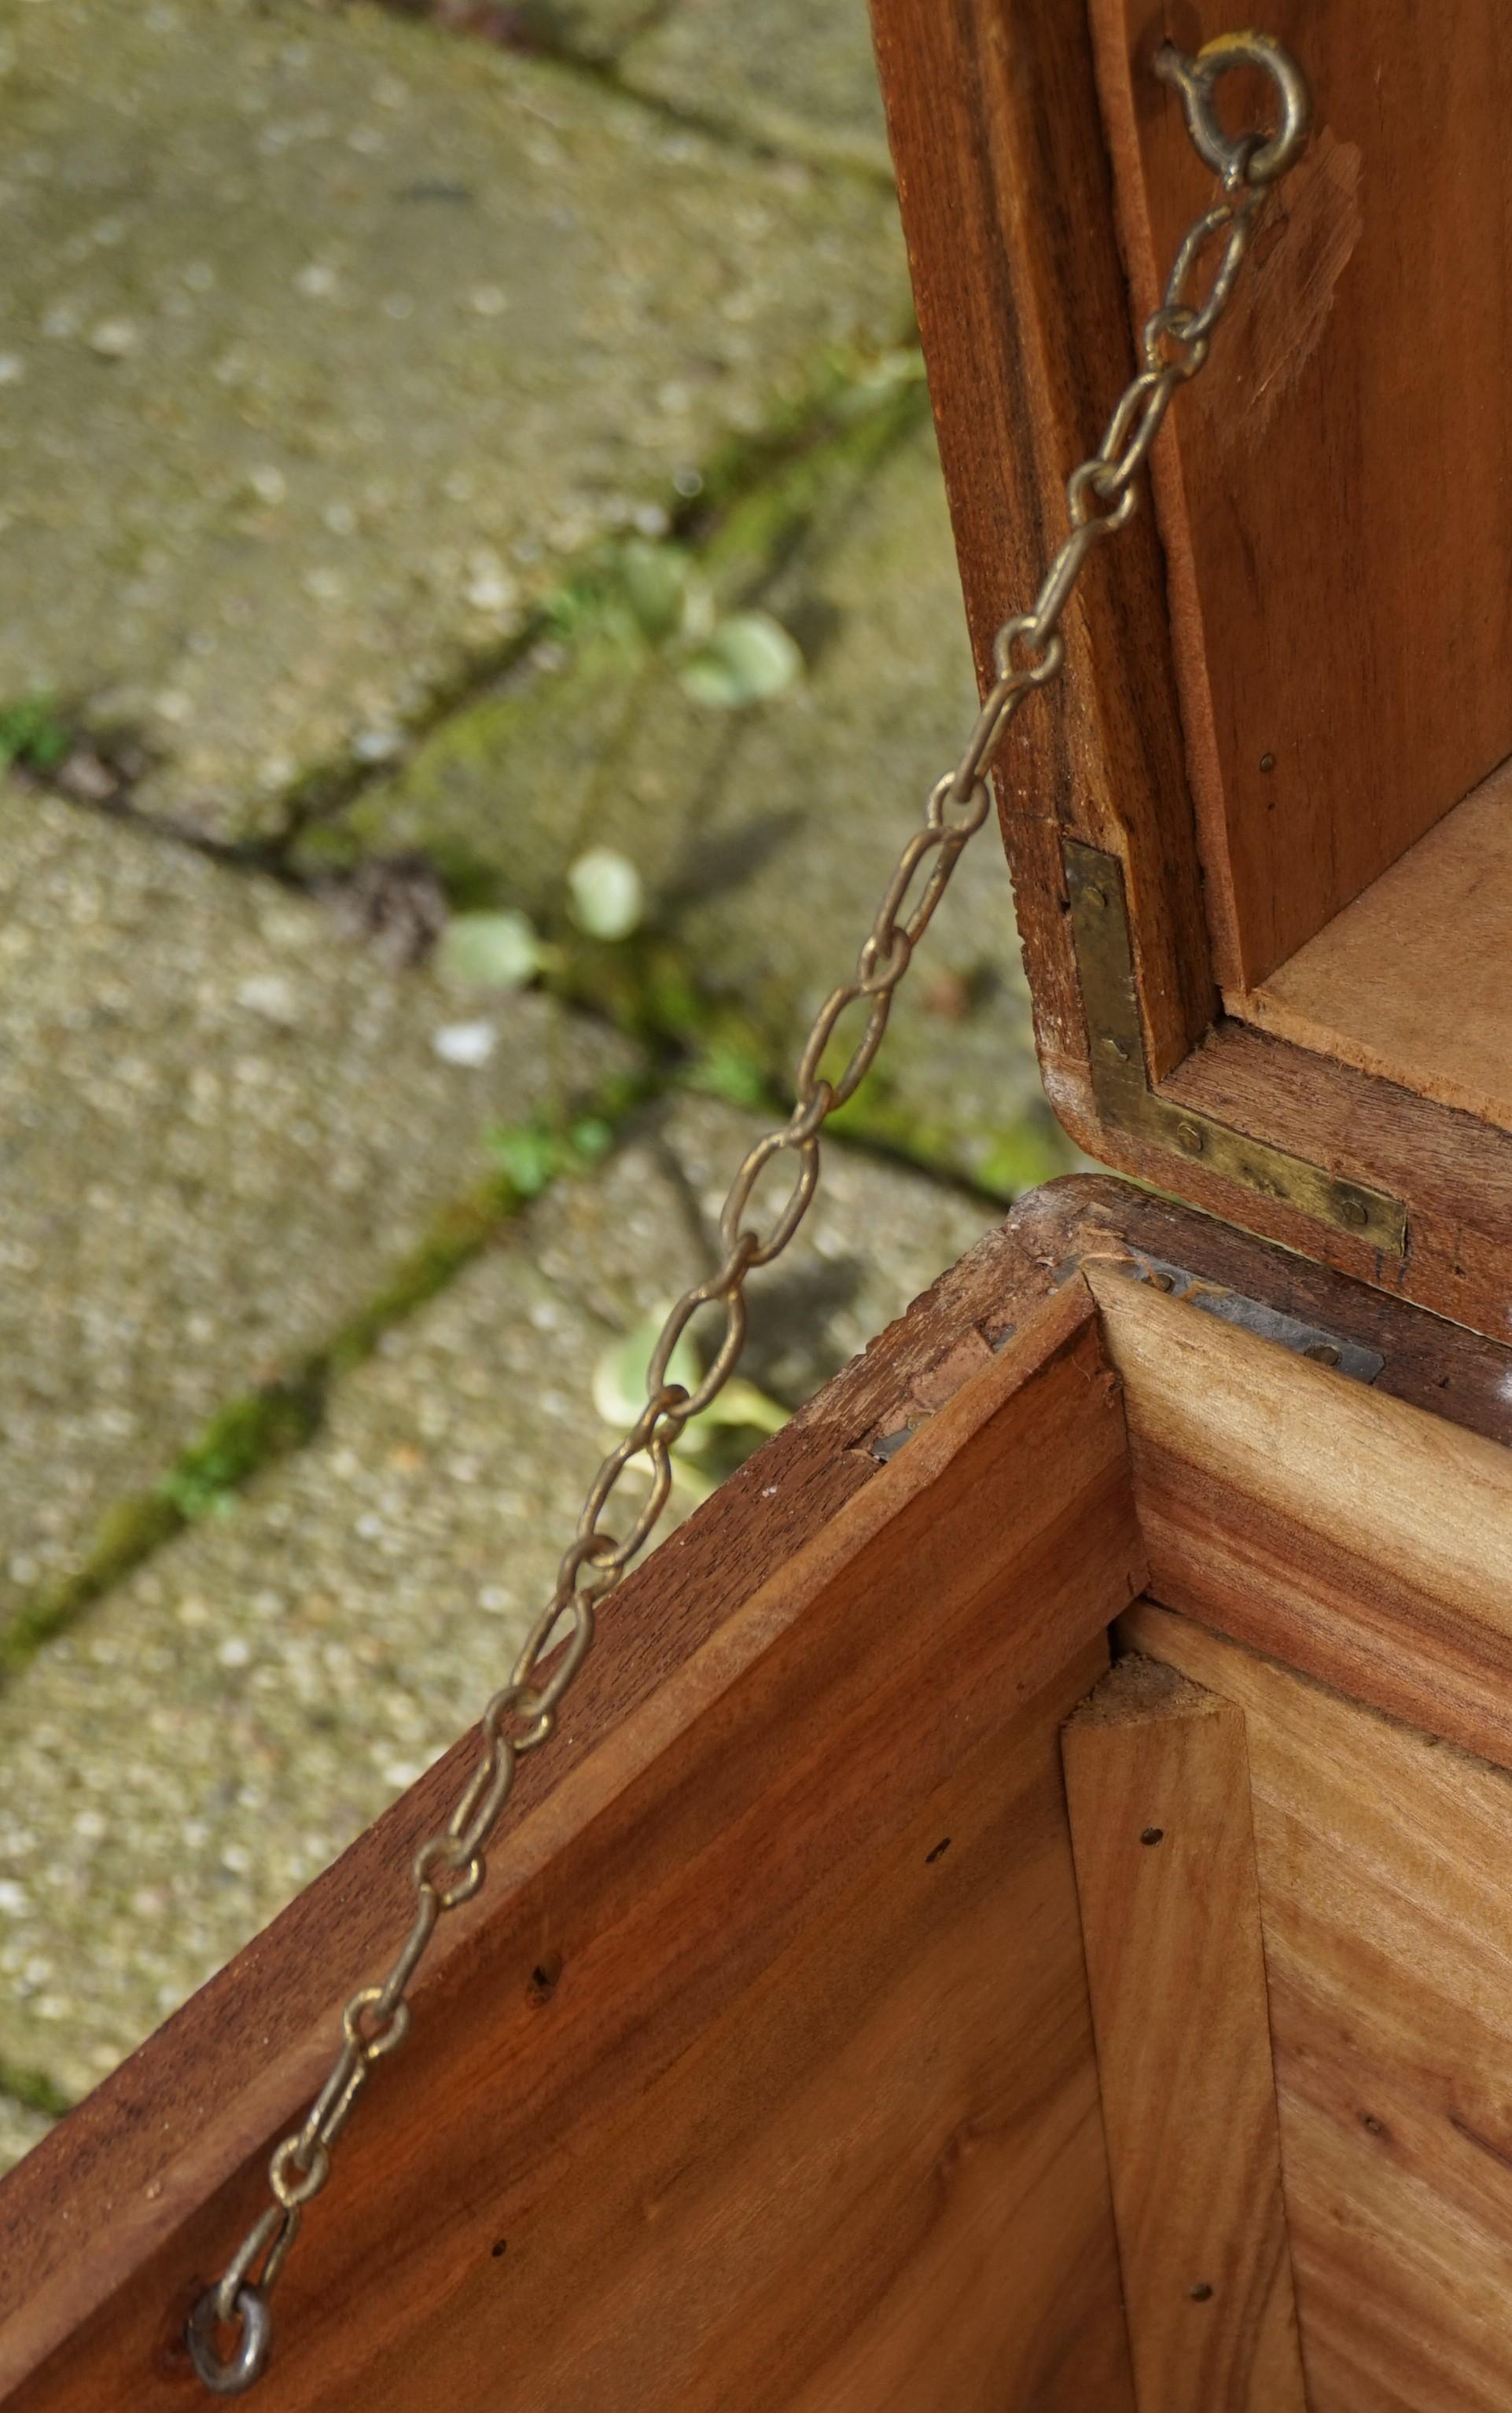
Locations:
870;0;1512;1342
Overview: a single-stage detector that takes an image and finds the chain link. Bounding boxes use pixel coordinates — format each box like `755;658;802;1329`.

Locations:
187;35;1309;2393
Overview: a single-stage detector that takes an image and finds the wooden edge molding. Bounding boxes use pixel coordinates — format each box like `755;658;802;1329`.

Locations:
1062;1657;1305;2413
866;0;1213;1083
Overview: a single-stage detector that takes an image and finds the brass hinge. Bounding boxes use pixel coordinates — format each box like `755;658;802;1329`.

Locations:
1065;839;1407;1256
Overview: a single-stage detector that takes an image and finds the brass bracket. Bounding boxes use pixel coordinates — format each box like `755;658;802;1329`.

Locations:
1064;839;1407;1256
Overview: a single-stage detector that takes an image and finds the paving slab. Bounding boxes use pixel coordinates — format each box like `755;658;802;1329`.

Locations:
0;785;637;1632
616;0;892;178
0;1091;991;2110
311;414;1074;1190
0;0;909;838
403;0;891;174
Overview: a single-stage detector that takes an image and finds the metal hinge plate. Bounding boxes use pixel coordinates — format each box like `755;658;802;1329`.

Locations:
1065;839;1407;1257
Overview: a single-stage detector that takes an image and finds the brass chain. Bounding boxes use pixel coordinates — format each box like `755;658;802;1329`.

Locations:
189;32;1309;2393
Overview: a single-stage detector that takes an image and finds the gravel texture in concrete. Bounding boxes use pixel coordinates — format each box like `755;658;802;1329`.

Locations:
0;785;637;1631
616;0;892;177
0;1092;991;2107
0;0;908;837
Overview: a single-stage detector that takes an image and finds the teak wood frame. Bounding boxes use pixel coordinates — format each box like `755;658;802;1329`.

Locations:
8;1177;1512;2410
868;0;1512;1340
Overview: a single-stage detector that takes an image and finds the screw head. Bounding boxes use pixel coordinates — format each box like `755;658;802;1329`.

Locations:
1340;1196;1370;1229
1175;1120;1205;1155
1099;1033;1131;1063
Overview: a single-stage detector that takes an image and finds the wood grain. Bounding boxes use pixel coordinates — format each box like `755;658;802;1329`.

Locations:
873;2;1512;1339
1009;1176;1512;1458
1088;0;1512;988
1036;1021;1512;1344
1235;755;1512;1133
0;1208;1065;2371
1063;1657;1305;2413
1085;1262;1512;1772
1123;1602;1512;2413
867;0;1213;1081
2;1278;1145;2409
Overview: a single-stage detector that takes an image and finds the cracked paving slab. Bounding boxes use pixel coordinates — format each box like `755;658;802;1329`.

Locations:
0;1091;992;2128
0;0;909;840
0;785;638;1634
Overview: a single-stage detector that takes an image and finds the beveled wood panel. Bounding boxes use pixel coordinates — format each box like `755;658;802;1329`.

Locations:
1064;1657;1305;2412
1088;0;1512;987
1124;1604;1512;2413
1085;1259;1512;1773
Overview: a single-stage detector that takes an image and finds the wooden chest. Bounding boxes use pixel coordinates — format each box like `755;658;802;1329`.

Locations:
6;6;1512;2409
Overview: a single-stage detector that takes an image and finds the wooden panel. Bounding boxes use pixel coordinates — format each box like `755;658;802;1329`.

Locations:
0;1209;1064;2373
1088;1;1512;988
1124;1603;1512;2413
2;1278;1145;2409
867;0;1213;1081
1083;1261;1512;1772
1063;1657;1305;2413
1237;756;1512;1134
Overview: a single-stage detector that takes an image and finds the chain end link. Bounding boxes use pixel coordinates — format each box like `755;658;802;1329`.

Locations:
187;2286;274;2396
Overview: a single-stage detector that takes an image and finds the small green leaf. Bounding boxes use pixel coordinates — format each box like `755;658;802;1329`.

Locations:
569;1115;615;1164
487;1118;561;1198
593;1314;702;1430
436;909;541;991
0;695;73;774
686;1040;771;1111
679;612;803;708
566;846;644;941
617;539;694;646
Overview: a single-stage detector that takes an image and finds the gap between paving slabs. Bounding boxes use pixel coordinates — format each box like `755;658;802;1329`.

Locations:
378;0;897;184
0;0;911;844
0;1064;656;2138
289;381;1076;1199
0;332;1052;1692
0;1055;660;1690
0;1090;995;2140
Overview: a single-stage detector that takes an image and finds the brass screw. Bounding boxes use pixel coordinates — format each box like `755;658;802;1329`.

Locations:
1175;1120;1205;1155
1099;1033;1131;1062
1340;1196;1370;1229
1304;1341;1341;1367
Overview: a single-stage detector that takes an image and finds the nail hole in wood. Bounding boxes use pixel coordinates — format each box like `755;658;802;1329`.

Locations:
528;1950;564;2003
491;2239;508;2259
1362;2113;1386;2136
1190;2282;1213;2302
1140;1826;1164;1846
925;1837;951;1865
